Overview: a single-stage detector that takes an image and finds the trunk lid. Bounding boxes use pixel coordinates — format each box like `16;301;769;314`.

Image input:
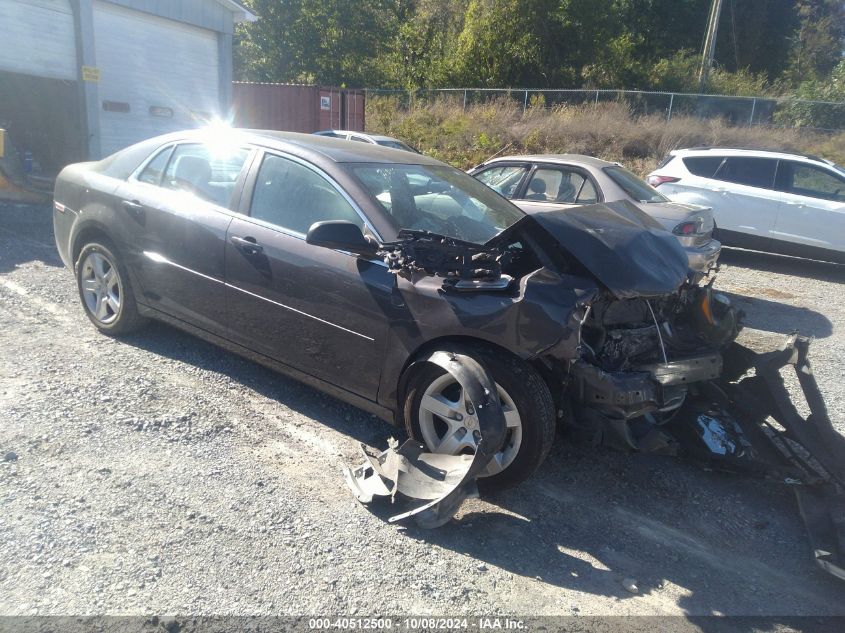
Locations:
641;201;715;246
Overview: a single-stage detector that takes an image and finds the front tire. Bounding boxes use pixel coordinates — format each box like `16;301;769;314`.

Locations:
76;241;146;336
403;346;556;491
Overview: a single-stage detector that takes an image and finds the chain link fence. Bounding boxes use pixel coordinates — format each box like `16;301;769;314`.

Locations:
365;88;845;132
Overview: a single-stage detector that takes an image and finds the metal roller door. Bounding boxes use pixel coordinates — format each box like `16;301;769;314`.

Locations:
0;0;77;80
93;1;221;156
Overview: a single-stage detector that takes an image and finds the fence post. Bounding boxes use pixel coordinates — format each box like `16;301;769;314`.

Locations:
749;98;757;125
463;90;467;112
523;90;529;113
667;93;674;121
595;90;599;106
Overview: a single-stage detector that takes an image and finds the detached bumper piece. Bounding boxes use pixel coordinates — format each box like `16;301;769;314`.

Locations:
695;334;845;581
342;351;507;529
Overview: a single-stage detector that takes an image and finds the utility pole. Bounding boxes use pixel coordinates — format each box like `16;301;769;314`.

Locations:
698;0;724;91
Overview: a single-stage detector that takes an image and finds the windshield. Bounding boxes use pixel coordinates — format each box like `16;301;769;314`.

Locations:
604;165;669;203
351;164;525;243
832;163;845;178
376;140;418;153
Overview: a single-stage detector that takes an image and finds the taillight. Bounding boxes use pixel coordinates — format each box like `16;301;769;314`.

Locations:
647;175;680;187
673;221;699;236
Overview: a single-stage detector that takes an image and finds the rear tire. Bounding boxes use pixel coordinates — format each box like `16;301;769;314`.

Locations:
76;241;146;336
403;346;555;492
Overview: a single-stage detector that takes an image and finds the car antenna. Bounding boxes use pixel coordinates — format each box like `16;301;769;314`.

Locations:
473;143;514;169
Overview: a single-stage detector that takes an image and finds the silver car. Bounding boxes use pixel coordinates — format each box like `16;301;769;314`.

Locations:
313;130;420;154
470;154;721;275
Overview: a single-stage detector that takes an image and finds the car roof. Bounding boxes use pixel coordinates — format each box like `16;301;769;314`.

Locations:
146;128;440;166
483;154;617;168
671;147;834;166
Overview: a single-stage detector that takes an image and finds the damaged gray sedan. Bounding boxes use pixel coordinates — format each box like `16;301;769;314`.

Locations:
54;130;845;576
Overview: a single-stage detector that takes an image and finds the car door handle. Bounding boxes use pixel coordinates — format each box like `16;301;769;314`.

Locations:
121;200;144;216
785;201;804;207
230;235;264;255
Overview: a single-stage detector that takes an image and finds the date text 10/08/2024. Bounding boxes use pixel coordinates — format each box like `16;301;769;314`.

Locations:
307;618;527;630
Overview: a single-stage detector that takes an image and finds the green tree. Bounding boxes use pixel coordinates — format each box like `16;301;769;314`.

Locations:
777;59;845;129
649;49;770;95
235;0;398;86
784;0;845;83
233;0;844;95
381;0;466;89
582;34;647;88
450;0;562;87
620;0;710;64
713;0;798;79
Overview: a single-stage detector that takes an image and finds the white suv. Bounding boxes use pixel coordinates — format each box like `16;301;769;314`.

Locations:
647;148;845;263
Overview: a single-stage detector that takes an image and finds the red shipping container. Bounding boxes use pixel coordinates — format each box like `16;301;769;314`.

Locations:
232;83;365;133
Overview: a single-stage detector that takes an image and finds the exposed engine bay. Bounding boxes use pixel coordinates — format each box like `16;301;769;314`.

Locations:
378;229;513;291
569;281;741;429
348;212;845;582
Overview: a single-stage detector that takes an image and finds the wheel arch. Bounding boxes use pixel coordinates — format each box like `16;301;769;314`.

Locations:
392;335;555;425
70;221;117;269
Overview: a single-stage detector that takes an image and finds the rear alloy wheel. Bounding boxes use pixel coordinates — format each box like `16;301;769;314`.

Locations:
76;242;145;335
80;251;122;325
404;348;555;491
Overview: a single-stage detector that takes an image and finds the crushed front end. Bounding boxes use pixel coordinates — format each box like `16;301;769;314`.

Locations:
564;282;845;580
567;279;740;451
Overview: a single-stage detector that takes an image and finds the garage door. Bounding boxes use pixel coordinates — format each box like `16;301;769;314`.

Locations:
93;1;220;156
0;0;76;80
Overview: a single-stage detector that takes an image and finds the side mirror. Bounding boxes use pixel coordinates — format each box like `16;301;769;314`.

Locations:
306;220;379;256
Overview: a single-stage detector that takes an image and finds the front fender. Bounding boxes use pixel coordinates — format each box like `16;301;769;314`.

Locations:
376;267;599;412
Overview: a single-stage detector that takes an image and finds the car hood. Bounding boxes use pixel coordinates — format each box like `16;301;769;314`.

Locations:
520;200;690;299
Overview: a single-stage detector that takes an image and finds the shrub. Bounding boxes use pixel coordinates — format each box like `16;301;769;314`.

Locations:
775;60;845;130
367;95;842;174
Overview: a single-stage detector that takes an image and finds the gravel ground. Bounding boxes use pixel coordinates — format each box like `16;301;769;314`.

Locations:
1;202;844;618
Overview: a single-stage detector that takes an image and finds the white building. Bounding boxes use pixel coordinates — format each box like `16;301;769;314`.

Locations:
0;0;255;171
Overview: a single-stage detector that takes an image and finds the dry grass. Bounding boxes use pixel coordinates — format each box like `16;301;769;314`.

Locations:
366;96;845;175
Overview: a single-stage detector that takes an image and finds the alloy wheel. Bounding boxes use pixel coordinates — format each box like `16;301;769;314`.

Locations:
80;251;122;325
417;373;523;476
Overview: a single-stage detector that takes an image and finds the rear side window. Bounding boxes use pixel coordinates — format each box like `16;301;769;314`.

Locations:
714;157;777;189
577;178;598;203
523;167;595;203
137;147;173;185
683;156;724;178
162;143;250;208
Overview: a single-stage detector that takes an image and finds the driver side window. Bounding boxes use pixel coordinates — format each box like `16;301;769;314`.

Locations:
781;162;845;202
250;154;363;235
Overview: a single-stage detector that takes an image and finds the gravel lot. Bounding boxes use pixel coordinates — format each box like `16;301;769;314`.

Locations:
1;201;844;618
